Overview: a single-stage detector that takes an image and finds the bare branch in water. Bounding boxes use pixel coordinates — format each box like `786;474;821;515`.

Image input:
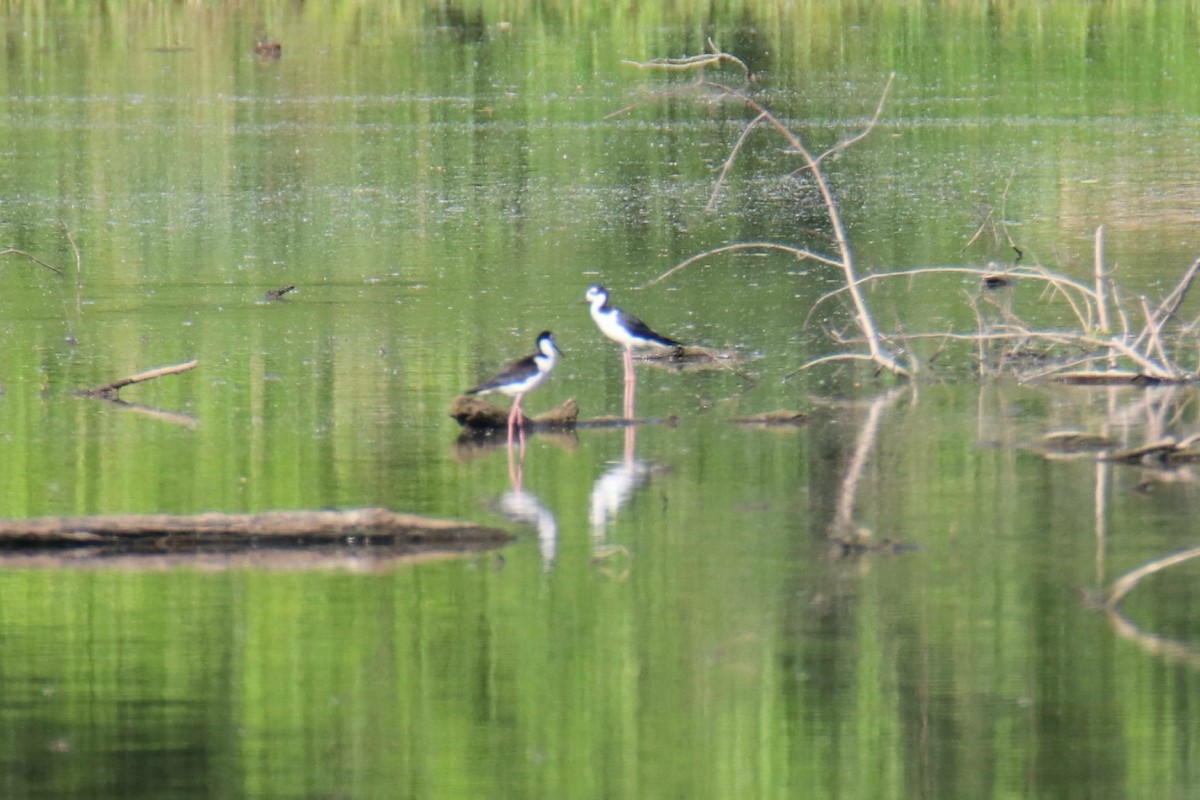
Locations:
0;248;64;275
622;39;751;81
621;55;906;377
78;359;199;401
707;111;769;212
620;48;1200;382
638;242;841;290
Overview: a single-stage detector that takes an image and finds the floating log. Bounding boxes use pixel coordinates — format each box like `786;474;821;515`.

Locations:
729;410;810;426
1040;430;1118;455
1052;370;1172;386
0;508;511;550
1104;437;1200;466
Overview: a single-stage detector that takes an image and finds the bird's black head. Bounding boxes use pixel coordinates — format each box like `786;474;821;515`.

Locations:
584;285;610;307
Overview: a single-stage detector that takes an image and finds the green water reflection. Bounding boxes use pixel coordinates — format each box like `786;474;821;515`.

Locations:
2;2;1200;798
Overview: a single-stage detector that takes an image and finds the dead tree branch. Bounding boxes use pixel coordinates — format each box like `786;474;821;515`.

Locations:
77;359;199;401
0;248;64;275
620;52;907;378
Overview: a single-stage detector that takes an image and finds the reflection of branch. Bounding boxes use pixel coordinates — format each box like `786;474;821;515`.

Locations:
77;359;198;401
1106;608;1200;668
91;399;199;429
830;388;904;538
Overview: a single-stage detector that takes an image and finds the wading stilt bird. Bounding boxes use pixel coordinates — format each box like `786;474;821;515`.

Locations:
584;285;682;418
466;330;561;448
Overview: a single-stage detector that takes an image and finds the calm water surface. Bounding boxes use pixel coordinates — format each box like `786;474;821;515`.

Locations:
1;3;1199;798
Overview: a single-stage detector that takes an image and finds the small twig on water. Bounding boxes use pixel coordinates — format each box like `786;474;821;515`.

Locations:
264;284;296;301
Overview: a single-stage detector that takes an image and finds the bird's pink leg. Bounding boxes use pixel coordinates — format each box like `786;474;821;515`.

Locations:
506;395;522;449
506;398;525;491
623;347;635;420
506;395;525;490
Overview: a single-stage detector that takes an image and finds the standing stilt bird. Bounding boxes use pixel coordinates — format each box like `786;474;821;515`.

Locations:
584;285;682;419
466;330;561;447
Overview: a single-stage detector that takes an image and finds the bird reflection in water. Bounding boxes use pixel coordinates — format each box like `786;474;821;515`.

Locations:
495;488;558;572
493;421;559;572
588;426;654;569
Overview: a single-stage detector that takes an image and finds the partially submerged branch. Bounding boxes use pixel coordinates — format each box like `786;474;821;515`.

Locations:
639;242;842;290
621;39;752;81
619;50;907;378
77;359;198;401
0;248;64;276
622;49;1200;383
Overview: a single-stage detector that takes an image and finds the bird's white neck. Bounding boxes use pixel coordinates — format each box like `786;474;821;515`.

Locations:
536;341;559;372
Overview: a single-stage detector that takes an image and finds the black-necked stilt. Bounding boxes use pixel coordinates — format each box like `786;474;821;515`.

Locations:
466;330;561;447
584;285;681;418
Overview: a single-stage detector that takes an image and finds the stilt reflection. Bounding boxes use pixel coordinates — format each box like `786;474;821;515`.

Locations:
496;488;558;572
588;426;654;565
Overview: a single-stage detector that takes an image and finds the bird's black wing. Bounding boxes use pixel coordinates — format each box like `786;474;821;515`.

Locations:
467;352;538;394
616;308;682;348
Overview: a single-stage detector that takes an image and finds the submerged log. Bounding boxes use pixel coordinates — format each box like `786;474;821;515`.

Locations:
0;508;511;549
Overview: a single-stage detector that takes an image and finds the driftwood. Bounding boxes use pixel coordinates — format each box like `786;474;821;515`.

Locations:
1039;431;1118;456
729;410;810;427
1103;435;1200;466
77;359;198;401
0;508;510;549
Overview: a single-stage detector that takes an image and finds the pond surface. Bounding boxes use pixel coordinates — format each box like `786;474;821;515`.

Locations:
2;3;1200;798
